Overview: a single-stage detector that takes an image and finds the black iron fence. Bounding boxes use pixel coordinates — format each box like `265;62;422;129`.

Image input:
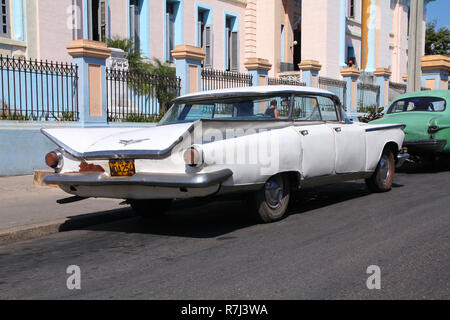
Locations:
357;82;380;112
318;77;347;109
268;77;306;86
0;55;78;121
106;68;181;122
202;69;253;91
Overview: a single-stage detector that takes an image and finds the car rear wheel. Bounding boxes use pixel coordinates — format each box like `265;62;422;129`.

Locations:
366;149;395;193
130;199;172;218
249;174;291;223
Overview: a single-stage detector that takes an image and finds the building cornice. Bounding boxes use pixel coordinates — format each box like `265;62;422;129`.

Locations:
171;45;206;61
341;66;361;78
374;68;392;77
67;40;111;59
421;55;450;72
0;38;27;48
222;0;247;6
244;58;272;71
298;60;322;72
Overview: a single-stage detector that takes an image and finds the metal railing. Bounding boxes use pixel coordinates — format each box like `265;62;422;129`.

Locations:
201;69;253;91
319;77;347;109
277;71;303;83
357;82;380;112
106;68;181;122
268;77;306;86
0;55;78;121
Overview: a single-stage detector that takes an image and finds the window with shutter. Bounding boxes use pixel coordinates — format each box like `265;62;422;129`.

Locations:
230;31;239;72
166;11;175;62
98;0;107;42
0;0;10;38
225;15;238;72
87;0;108;42
347;0;355;18
130;0;140;52
204;25;213;68
225;27;231;70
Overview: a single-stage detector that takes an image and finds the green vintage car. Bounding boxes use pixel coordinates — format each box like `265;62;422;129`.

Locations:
371;90;450;156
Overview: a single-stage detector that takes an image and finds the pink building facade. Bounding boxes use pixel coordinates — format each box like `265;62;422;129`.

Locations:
0;0;424;82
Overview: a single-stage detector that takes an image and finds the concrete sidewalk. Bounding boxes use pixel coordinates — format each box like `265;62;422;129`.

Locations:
0;175;133;246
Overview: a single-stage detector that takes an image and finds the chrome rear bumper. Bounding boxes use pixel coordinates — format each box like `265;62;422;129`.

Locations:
44;169;233;189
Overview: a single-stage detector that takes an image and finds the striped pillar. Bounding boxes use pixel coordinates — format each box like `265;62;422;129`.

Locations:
298;60;322;87
172;45;206;95
244;58;272;87
374;68;391;109
421;55;450;90
361;0;377;72
341;66;361;122
67;40;111;126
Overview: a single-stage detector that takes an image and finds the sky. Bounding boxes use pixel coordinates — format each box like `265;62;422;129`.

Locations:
426;0;450;28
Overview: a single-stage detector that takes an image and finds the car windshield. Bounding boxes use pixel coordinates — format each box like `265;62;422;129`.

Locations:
388;97;446;114
159;95;292;125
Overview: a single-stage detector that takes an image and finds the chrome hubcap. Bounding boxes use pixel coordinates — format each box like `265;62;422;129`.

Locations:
379;155;391;182
265;176;284;209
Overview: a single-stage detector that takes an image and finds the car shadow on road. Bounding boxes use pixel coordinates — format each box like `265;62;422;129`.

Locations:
81;181;378;239
397;159;450;174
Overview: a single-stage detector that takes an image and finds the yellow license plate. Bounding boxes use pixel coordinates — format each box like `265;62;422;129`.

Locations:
109;160;136;177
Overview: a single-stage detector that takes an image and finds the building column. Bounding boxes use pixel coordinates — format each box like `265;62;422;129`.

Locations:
421;55;450;90
298;60;322;87
244;58;272;86
172;45;205;95
361;0;377;72
341;66;361;122
67;40;111;127
374;68;392;110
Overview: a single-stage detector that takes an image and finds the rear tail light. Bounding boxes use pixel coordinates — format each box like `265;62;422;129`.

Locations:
45;151;62;169
183;146;204;167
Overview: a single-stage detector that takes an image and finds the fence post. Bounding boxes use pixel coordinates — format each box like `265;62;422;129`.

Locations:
67;40;111;127
374;68;391;110
298;60;321;87
244;58;272;86
172;45;205;95
341;66;361;121
421;55;450;90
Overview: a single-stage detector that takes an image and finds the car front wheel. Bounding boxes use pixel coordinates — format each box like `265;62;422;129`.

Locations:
129;199;172;218
366;149;395;193
249;174;291;223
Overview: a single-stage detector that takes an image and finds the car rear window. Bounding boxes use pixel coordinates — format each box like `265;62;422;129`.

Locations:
388;97;446;114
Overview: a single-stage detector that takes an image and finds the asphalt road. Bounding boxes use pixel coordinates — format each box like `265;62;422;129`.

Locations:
0;163;449;300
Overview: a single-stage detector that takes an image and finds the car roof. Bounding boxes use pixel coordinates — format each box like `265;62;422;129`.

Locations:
393;89;450;102
175;85;338;101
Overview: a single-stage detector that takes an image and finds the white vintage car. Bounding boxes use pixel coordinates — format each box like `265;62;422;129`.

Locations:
42;86;408;223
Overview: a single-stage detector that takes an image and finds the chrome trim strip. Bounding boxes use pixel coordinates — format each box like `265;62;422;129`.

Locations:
299;172;373;188
41;124;195;160
43;169;233;189
365;124;406;132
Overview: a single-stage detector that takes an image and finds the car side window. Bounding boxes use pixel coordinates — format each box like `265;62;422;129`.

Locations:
388;97;447;113
431;100;446;112
317;96;339;121
293;96;322;121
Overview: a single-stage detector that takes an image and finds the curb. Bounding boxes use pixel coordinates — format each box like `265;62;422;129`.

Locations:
0;208;136;247
33;169;58;187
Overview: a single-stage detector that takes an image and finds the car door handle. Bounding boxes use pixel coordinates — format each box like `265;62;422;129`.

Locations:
300;130;309;136
334;127;342;133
